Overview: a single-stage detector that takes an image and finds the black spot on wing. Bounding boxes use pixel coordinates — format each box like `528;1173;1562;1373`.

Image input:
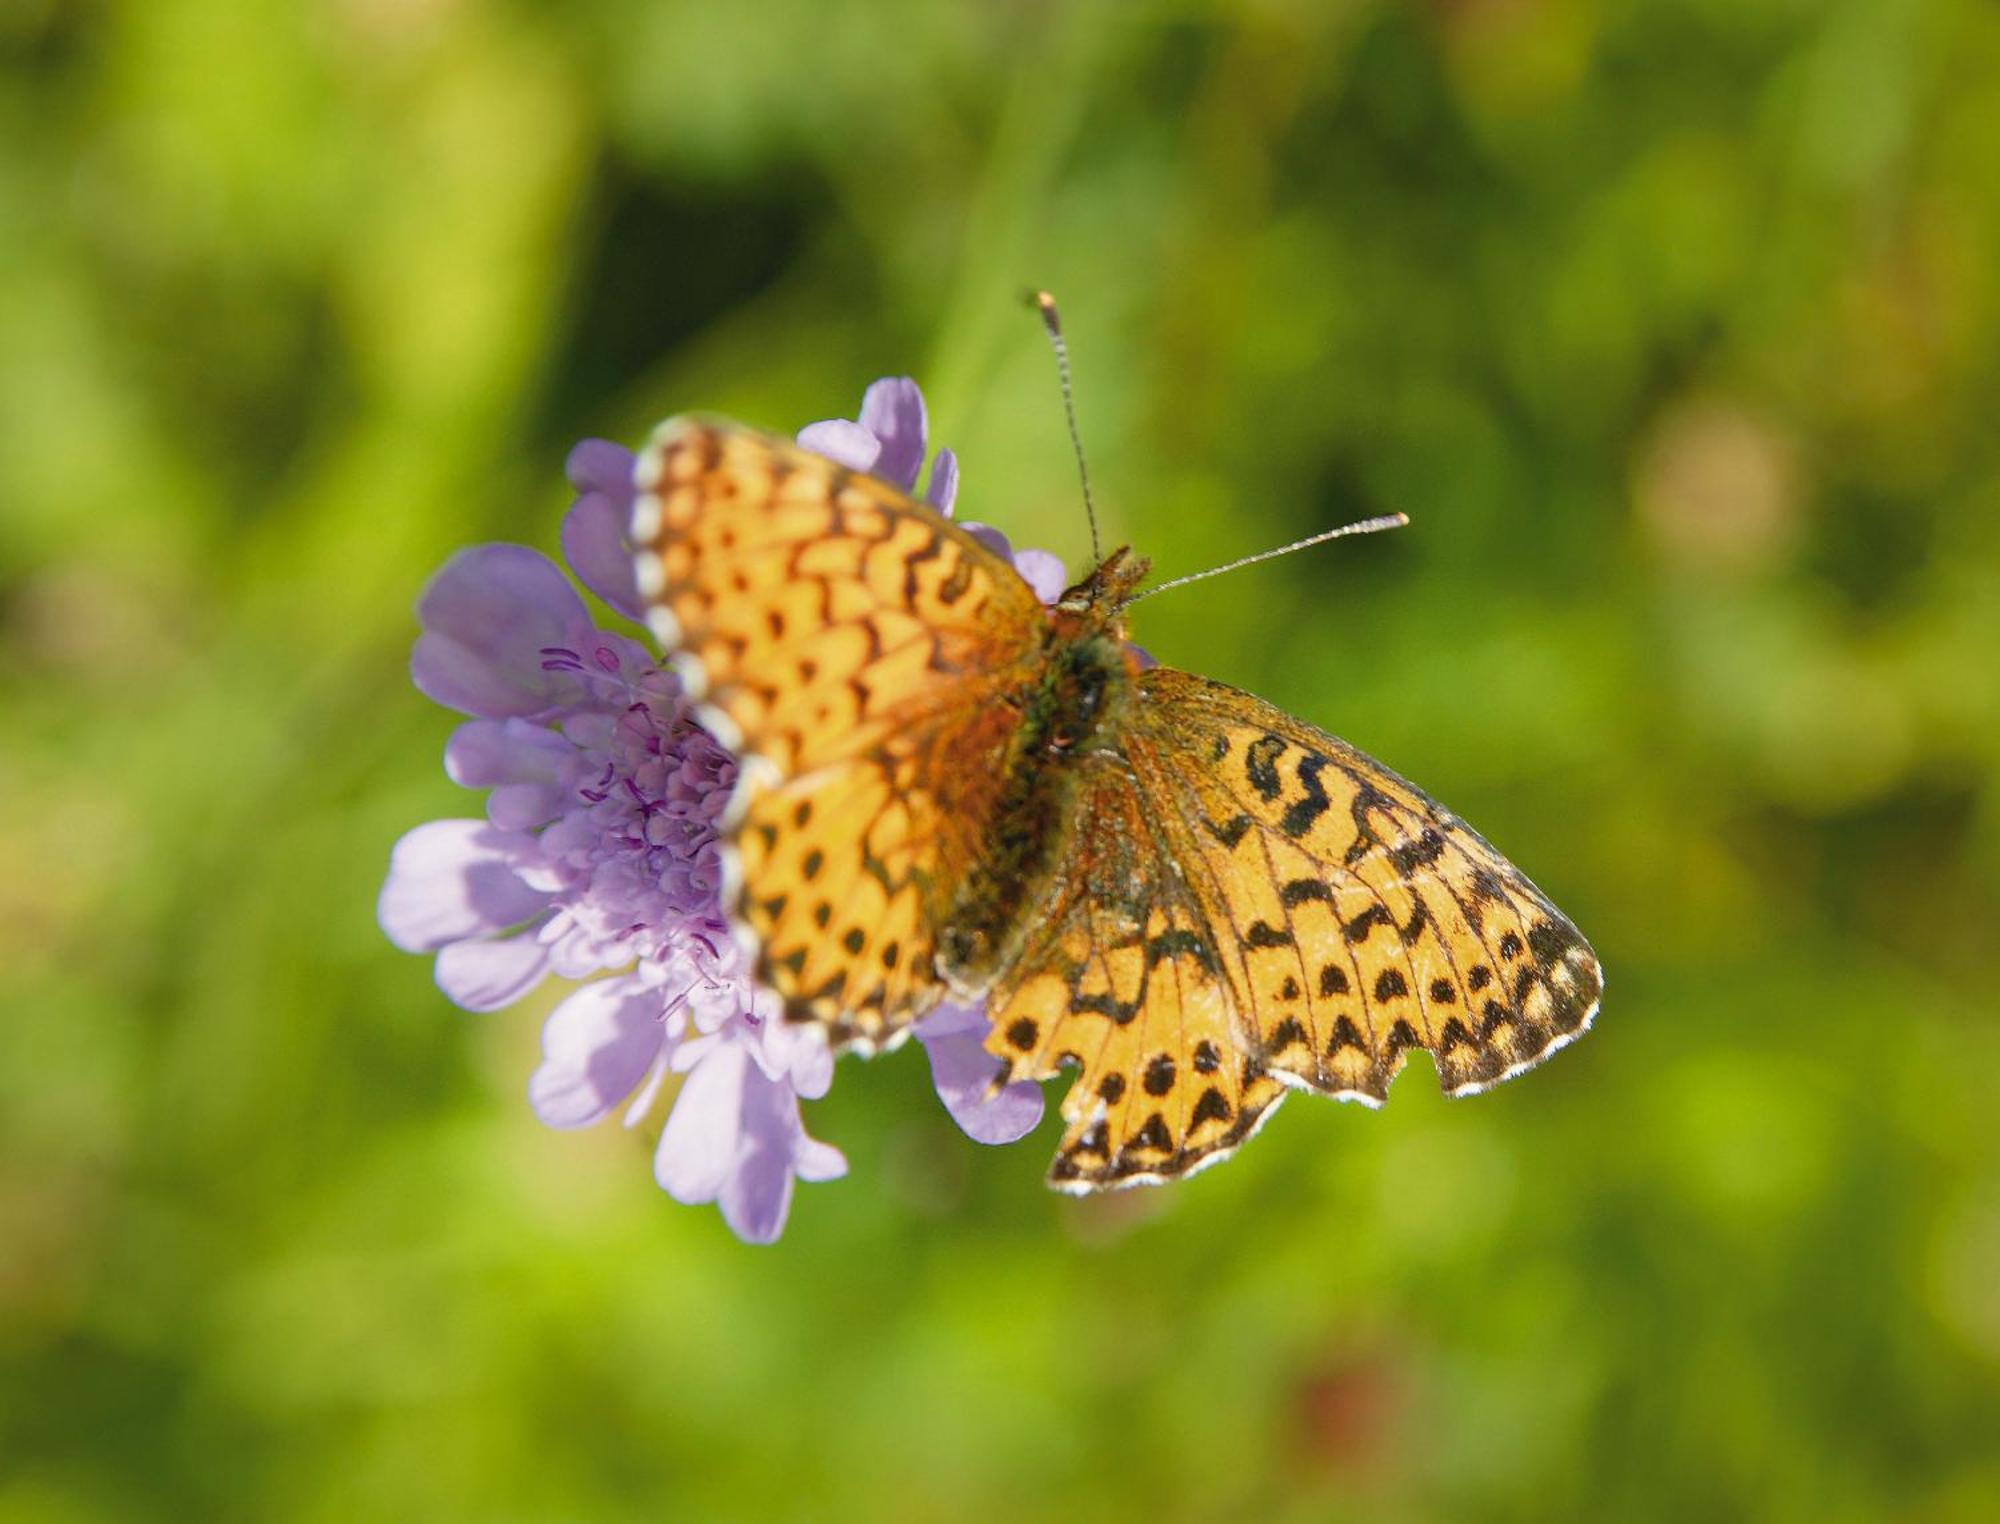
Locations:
1399;897;1431;947
1279;753;1331;838
1343;905;1392;944
1528;919;1576;966
1268;1017;1308;1054
1244;734;1287;800
1388;827;1447;875
1146;929;1218;973
1204;813;1252;849
1128;1113;1174;1155
1071;992;1141;1026
1341;776;1397;865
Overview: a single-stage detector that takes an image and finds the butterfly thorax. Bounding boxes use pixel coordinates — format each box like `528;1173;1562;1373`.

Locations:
933;572;1146;996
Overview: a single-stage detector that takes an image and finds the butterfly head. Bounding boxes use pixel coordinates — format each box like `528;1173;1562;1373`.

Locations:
1055;545;1152;621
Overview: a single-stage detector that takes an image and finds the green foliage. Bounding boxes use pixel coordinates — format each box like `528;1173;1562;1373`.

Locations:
4;1;1998;1519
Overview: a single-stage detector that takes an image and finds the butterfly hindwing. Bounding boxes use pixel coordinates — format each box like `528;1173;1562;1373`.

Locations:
981;757;1290;1191
632;418;1047;1045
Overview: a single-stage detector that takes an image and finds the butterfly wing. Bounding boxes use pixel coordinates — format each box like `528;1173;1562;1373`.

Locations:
985;666;1601;1191
977;753;1294;1191
632;417;1048;1047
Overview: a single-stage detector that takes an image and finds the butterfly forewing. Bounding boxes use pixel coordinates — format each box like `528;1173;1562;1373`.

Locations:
1129;669;1602;1100
631;418;1046;1044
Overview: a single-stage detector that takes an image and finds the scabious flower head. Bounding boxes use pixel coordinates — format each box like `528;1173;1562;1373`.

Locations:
380;379;1050;1242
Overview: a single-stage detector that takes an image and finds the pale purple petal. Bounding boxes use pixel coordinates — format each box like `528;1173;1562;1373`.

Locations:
528;976;667;1128
685;974;753;1035
1011;549;1069;606
915;1003;1047;1146
855;377;928;491
486;782;565;831
757;1014;833;1099
795;420;880;474
654;1039;748;1205
436;931;551;1011
655;1036;848;1242
792;1133;846;1183
564;437;635;499
378;820;551;952
412;546;595;718
562;440;645;619
719;1065;845;1244
924;447;959;513
444;718;572;789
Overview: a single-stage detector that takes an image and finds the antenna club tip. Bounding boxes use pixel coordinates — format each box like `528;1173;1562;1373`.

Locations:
1030;289;1063;332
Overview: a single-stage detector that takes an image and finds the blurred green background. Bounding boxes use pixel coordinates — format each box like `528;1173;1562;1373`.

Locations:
5;0;1999;1519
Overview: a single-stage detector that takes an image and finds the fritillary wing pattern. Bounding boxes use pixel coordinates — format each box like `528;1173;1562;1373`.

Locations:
978;755;1292;1191
1133;670;1600;1104
981;667;1601;1190
631;418;1047;1048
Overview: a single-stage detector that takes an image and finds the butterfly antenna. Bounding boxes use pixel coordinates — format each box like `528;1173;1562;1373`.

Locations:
1030;290;1102;565
1125;513;1410;605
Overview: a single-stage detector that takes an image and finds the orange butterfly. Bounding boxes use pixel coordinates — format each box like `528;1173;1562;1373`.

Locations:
630;417;1601;1192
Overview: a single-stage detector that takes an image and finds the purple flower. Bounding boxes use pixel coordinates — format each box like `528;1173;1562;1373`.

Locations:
380;380;1050;1242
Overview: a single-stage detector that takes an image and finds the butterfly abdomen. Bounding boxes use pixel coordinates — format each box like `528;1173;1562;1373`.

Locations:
935;629;1132;993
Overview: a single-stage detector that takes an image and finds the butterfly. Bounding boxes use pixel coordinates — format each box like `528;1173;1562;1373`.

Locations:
630;417;1601;1192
